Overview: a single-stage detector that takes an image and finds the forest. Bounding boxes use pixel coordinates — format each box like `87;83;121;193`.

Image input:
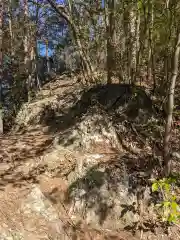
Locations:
0;0;180;239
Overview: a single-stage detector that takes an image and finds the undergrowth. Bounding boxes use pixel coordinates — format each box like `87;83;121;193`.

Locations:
152;176;180;224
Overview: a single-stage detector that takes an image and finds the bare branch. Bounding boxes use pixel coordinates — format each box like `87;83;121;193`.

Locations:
46;0;71;24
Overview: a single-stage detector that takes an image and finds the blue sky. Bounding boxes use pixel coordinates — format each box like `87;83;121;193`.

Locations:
39;43;54;57
38;40;54;57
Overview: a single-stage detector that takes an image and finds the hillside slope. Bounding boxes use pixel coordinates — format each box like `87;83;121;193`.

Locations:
0;75;179;239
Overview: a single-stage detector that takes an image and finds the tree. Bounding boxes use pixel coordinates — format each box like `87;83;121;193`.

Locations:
0;0;4;134
47;0;94;81
163;32;180;176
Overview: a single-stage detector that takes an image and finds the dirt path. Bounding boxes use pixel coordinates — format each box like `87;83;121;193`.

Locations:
0;129;54;189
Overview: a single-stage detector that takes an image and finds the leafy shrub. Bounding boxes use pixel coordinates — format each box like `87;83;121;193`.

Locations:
152;177;180;223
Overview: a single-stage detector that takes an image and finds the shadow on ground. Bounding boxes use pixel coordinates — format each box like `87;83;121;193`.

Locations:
38;83;159;150
0;130;53;189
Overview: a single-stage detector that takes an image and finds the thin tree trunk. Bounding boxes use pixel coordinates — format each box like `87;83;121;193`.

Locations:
163;32;180;176
23;0;28;67
163;3;173;93
105;0;116;84
150;0;156;91
147;0;154;84
35;41;41;89
35;0;41;89
0;0;3;134
123;4;130;82
134;5;140;82
129;7;136;82
8;0;14;58
136;1;148;85
45;39;50;73
23;0;32;101
27;43;34;99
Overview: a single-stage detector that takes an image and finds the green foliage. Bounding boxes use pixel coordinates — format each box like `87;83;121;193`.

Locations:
152;177;180;223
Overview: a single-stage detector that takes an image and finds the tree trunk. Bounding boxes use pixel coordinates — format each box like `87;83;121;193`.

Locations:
45;39;50;73
23;0;31;101
8;0;14;58
34;0;41;89
123;4;130;82
0;0;4;134
163;32;180;176
105;0;116;84
23;0;28;67
147;0;155;88
136;1;148;85
35;42;41;89
129;7;136;82
134;6;140;82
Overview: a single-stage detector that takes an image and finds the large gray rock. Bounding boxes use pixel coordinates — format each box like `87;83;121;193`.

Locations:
66;158;139;229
